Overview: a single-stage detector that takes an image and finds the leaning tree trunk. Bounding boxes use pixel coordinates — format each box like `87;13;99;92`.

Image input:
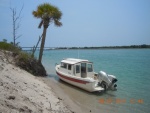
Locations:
38;27;47;64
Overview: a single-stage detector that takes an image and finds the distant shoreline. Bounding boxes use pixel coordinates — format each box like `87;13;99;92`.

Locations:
22;44;150;51
54;44;150;49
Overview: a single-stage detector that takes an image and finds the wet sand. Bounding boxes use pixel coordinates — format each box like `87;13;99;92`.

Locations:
40;76;103;113
38;77;86;113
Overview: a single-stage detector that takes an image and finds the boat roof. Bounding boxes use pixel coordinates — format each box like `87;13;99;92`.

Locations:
61;58;92;65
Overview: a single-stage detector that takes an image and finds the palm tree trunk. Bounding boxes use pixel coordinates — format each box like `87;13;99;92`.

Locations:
38;27;47;64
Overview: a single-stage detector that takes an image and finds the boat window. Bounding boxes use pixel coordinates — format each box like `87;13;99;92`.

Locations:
68;64;72;70
61;63;63;67
88;64;93;72
61;63;67;69
76;65;80;73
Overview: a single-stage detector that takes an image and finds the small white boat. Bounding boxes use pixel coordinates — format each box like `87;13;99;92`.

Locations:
55;58;117;92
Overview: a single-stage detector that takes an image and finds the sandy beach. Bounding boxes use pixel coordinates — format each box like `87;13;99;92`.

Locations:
0;50;83;113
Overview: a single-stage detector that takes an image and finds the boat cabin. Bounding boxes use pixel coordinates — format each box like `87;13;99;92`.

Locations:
60;58;94;78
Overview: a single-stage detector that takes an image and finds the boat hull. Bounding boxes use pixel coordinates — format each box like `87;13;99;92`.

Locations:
56;69;103;92
55;58;117;92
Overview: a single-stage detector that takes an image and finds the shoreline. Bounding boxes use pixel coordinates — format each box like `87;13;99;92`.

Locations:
39;77;94;113
0;50;83;113
38;77;86;113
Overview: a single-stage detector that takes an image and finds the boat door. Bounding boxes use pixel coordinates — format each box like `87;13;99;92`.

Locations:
74;63;87;78
81;63;87;78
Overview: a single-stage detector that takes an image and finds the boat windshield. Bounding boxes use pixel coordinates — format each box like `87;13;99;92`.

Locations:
68;64;72;70
61;62;67;69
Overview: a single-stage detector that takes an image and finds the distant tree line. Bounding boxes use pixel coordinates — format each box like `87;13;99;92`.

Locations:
52;44;150;50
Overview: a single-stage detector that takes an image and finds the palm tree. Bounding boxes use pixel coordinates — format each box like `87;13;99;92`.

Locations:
32;3;62;63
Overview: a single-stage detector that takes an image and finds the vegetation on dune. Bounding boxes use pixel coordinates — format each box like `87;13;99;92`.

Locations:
0;42;20;52
0;42;47;76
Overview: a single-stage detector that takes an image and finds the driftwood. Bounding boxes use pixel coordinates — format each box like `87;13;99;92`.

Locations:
32;35;43;57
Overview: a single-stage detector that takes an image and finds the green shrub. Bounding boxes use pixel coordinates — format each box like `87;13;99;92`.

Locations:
0;42;20;52
0;41;47;76
16;52;47;76
18;52;33;62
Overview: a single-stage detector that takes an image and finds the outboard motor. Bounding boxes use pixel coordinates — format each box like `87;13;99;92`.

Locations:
98;71;117;90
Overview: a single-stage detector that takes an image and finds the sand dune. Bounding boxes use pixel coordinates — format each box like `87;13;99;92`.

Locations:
0;50;78;113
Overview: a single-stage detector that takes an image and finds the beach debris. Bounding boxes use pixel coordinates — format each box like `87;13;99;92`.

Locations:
0;82;3;86
7;95;15;100
58;97;62;100
19;106;32;113
0;65;4;71
24;82;27;84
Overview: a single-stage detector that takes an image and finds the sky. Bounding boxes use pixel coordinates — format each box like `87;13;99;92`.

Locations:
0;0;150;47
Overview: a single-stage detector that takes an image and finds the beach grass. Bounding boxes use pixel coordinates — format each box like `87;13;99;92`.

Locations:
0;41;46;76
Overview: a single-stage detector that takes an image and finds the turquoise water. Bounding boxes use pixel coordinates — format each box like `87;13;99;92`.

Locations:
36;49;150;113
